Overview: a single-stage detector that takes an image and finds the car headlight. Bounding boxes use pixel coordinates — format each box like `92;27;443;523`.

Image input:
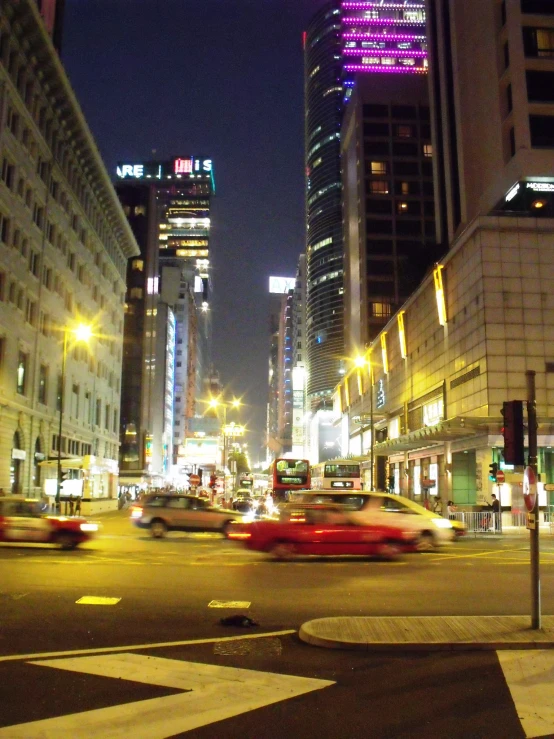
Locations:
80;523;99;532
432;517;453;529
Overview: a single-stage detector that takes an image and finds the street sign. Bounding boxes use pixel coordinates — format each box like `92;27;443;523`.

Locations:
496;470;505;483
544;483;554;492
523;466;537;512
421;479;436;488
189;474;201;486
526;512;536;530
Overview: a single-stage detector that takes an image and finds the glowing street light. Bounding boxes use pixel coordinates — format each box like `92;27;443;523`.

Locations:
56;323;93;512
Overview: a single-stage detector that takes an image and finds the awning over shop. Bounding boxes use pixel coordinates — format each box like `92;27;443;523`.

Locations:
373;418;481;455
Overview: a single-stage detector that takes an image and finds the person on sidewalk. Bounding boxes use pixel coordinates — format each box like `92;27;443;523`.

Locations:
447;500;457;520
433;496;442;515
490;493;501;531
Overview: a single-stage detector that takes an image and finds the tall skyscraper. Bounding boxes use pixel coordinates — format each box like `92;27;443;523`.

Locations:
304;1;344;410
426;0;554;240
116;156;215;485
340;1;440;357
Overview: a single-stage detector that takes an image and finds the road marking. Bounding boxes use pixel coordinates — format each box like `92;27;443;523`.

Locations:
0;629;296;664
427;547;528;563
76;596;121;605
497;650;554;738
208;600;251;608
0;653;335;737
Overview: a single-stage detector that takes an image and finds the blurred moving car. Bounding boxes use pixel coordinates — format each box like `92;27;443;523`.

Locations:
227;504;418;560
289;491;459;550
0;497;98;550
130;493;242;538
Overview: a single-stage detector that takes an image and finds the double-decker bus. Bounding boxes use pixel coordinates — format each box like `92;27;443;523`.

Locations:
311;458;362;490
238;473;254;491
271;458;310;502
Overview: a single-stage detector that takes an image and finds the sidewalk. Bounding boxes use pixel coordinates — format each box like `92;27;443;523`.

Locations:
299;615;554;651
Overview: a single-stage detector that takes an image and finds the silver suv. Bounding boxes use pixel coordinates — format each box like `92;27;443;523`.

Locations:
130;494;241;538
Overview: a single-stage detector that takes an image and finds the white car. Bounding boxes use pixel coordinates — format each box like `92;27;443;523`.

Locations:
291;490;455;550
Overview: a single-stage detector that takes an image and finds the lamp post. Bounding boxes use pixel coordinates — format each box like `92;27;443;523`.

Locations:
56;323;92;513
208;398;241;503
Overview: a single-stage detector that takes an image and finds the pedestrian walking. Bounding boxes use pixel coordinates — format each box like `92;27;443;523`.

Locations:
75;496;81;516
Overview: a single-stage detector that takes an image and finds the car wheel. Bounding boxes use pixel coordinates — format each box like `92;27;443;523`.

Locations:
376;541;402;560
269;541;296;561
150;519;167;538
221;520;234;538
416;531;435;552
57;533;78;550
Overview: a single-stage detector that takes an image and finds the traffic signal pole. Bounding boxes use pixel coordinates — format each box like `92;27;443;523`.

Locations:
526;370;541;630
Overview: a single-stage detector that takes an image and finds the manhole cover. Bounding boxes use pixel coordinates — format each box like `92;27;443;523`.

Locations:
214;637;283;657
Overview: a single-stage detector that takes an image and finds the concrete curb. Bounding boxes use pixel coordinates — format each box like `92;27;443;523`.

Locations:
299;615;554;652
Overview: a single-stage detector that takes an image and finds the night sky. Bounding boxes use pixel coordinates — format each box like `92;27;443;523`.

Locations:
63;0;325;461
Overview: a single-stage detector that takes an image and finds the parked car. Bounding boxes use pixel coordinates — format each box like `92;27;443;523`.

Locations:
288;490;459;550
0;497;99;550
130;493;242;538
227;504;418;560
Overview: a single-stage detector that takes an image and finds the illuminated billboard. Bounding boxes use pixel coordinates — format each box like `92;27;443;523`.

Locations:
269;276;295;294
116;157;213;180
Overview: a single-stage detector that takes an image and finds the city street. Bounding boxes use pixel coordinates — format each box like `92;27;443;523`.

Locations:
1;510;553;736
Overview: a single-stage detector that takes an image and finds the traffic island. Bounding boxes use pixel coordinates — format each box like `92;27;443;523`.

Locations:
299;615;554;651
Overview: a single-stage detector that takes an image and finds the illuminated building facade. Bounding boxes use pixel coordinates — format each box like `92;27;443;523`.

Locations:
266;277;295;461
34;0;65;52
341;0;428;85
334;0;554;512
0;0;138;500
116;157;215;484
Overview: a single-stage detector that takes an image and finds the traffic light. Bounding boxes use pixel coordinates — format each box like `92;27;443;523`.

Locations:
488;462;498;481
501;400;525;466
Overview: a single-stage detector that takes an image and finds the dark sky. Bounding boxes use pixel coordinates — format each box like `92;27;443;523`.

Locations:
63;0;324;461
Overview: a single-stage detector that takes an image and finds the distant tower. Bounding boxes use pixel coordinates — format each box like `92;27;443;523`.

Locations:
304;1;344;410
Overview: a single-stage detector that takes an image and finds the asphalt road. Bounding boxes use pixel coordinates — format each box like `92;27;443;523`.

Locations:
1;510;553;737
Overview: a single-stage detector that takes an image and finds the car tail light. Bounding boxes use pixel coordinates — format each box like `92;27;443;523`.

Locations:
130;506;143;519
228;531;251;540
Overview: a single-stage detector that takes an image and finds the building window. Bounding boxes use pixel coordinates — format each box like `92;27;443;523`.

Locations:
370;181;389;194
96;398;102;426
1;157;15;189
16;352;28;395
523;27;554;57
423;144;433;157
529;115;554;147
371;302;392;318
29;250;40;277
521;0;554;15
71;384;79;418
526;70;554;103
397;201;410;214
370;161;387;175
396;124;412;138
0;213;9;244
506;83;513;113
504;41;510;70
105;404;110;431
38;364;48;404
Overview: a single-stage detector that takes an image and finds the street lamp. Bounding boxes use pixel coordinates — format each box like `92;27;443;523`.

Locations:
56;323;92;513
208;398;241;501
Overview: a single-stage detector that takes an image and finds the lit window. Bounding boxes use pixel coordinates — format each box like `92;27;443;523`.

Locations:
423;144;433;157
401;182;410;195
397;201;409;213
372;303;392;318
396;125;412;138
370;181;389;194
371;162;387;175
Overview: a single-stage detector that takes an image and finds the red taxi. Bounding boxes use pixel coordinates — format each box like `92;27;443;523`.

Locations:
227;504;417;560
0;497;99;550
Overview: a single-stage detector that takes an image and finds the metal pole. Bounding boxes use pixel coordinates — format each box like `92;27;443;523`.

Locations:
370;367;374;490
222;407;227;504
56;328;67;513
526;370;541;629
